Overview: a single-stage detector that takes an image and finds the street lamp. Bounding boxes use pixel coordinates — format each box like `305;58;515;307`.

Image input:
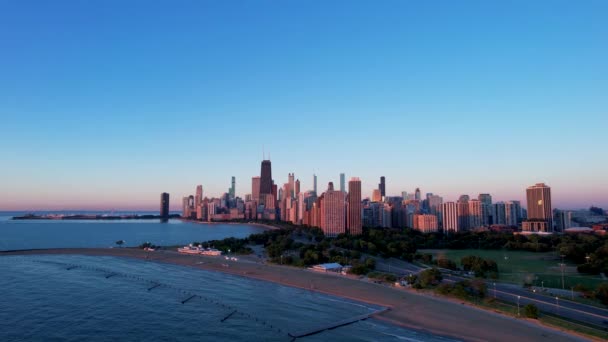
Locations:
541;280;544;291
560;254;566;290
571;286;574;300
516;296;521;316
555;297;559;314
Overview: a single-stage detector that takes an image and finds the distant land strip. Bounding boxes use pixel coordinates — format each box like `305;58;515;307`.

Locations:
11;214;181;221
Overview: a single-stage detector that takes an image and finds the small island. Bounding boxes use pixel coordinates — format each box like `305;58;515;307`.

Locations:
12;214;181;221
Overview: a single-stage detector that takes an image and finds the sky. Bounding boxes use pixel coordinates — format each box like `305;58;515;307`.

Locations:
0;0;607;211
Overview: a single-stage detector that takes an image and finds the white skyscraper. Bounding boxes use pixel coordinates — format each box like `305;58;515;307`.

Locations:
442;202;459;232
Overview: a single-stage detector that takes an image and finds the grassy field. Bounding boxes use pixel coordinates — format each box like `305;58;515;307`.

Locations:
420;249;605;289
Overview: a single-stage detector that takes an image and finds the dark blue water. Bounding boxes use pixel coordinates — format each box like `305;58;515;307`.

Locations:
0;255;456;341
0;212;266;251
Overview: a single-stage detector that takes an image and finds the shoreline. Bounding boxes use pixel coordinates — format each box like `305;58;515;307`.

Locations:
0;248;591;342
179;218;281;230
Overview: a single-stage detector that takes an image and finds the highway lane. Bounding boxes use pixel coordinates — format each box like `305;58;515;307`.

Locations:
373;257;608;329
443;273;608;329
375;257;425;276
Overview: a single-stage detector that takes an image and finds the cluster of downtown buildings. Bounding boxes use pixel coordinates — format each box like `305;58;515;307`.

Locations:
163;159;573;236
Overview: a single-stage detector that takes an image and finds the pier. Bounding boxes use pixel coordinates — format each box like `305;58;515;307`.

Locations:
288;307;389;339
181;295;197;304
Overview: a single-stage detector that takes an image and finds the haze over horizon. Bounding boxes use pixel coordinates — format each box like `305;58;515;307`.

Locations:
1;1;607;211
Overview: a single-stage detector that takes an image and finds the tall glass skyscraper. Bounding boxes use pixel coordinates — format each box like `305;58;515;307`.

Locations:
259;160;273;196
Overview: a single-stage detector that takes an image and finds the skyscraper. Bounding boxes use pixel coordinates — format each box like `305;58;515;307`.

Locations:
428;194;443;225
379;176;386;198
413;214;438;233
415;188;421;201
554;209;572;232
478;193;493;225
442;202;459;232
371;189;382;202
195;185;203;208
160;193;170;221
523;183;553;232
493;202;506;225
347;177;362;235
251;176;260;202
340;173;345;193
457;195;470;231
322;182;346;237
468;199;483;228
229;177;235;199
313;174;317;195
288;173;295;198
295;179;300;196
505;201;518;226
259;160;273;197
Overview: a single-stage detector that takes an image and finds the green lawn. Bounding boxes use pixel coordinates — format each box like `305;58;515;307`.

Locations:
420;249;605;288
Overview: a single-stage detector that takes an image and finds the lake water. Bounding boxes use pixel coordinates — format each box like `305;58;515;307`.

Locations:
0;212;457;341
0;255;457;341
0;212;267;251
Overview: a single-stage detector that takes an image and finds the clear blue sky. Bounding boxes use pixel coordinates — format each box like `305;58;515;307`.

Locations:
1;0;606;211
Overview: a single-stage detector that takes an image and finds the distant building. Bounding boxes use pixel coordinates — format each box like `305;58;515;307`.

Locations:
478;193;493;225
322;182;346;237
182;195;195;219
295;179;301;197
428;194;443;225
288;173;295;199
457;195;470;231
347;178;362;235
524;183;553;232
442;202;459;232
522;220;551;233
371;189;382;202
414;214;438;233
468;199;483;228
160;193;170;220
195;185;203;209
340;173;345;193
229;177;235;199
381;203;392;228
505;201;519;226
554;209;572;232
379;176;386;198
415;188;421;201
313;174;317;195
260;160;273;198
493;202;506;225
252;176;261;202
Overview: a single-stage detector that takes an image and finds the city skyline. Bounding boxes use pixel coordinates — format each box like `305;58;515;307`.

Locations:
1;164;605;211
1;1;607;210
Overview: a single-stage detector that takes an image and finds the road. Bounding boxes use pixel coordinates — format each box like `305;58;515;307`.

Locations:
375;257;608;330
444;273;608;329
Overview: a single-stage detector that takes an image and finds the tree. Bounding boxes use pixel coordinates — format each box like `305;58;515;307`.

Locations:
437;258;458;270
115;240;125;248
418;268;442;288
524;304;539;319
460;255;499;278
596;283;608;306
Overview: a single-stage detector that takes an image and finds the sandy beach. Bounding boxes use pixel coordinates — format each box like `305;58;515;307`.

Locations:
0;248;592;342
179;219;280;230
